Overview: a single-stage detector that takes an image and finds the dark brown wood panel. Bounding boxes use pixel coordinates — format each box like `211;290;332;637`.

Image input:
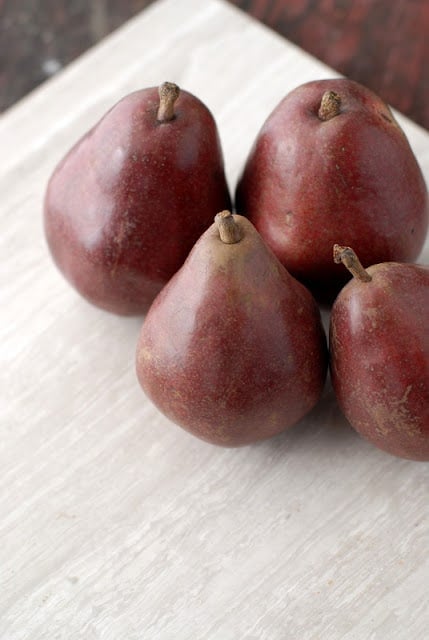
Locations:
0;0;157;112
229;0;429;129
0;0;428;129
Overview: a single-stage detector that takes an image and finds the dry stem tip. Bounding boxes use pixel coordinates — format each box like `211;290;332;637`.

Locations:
215;211;243;244
318;90;342;121
333;244;372;282
157;82;180;122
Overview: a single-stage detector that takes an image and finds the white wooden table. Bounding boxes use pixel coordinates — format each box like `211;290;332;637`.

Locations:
1;0;428;638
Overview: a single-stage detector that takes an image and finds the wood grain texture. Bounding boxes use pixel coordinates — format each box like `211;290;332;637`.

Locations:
0;0;157;111
1;0;428;128
0;0;428;638
229;0;429;130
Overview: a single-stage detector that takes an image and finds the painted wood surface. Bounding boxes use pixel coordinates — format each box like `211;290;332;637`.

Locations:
0;0;428;638
232;0;429;130
2;0;428;129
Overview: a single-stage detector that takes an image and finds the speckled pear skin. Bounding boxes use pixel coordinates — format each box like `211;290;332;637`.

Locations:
44;85;231;315
330;260;429;460
235;78;429;304
136;214;328;446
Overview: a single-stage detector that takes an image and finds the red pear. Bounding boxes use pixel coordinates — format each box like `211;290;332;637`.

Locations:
330;245;429;460
44;82;231;315
136;211;328;446
235;78;429;303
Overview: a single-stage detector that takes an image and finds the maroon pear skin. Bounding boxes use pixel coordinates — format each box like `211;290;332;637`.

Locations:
136;213;328;446
235;78;429;303
330;248;429;460
44;83;231;315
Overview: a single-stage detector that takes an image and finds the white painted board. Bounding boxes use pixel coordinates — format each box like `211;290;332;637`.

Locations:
0;0;428;638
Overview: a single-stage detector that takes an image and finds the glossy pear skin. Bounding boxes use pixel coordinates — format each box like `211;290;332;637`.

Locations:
44;87;231;315
136;215;328;446
235;79;429;302
330;262;429;460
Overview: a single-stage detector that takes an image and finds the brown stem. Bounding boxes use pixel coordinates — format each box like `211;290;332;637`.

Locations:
318;90;341;121
333;244;372;282
215;211;242;244
157;82;180;122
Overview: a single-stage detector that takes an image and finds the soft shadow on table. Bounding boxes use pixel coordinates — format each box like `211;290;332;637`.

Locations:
252;375;362;459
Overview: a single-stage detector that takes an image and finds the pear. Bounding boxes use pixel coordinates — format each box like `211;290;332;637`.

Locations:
235;78;429;303
136;211;327;446
330;245;429;460
44;82;231;315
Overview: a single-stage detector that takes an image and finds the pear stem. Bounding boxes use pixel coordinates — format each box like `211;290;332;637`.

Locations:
215;211;242;244
333;244;372;282
318;90;341;121
157;82;180;122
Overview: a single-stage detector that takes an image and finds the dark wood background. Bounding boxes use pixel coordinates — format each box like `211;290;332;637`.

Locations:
1;0;428;130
